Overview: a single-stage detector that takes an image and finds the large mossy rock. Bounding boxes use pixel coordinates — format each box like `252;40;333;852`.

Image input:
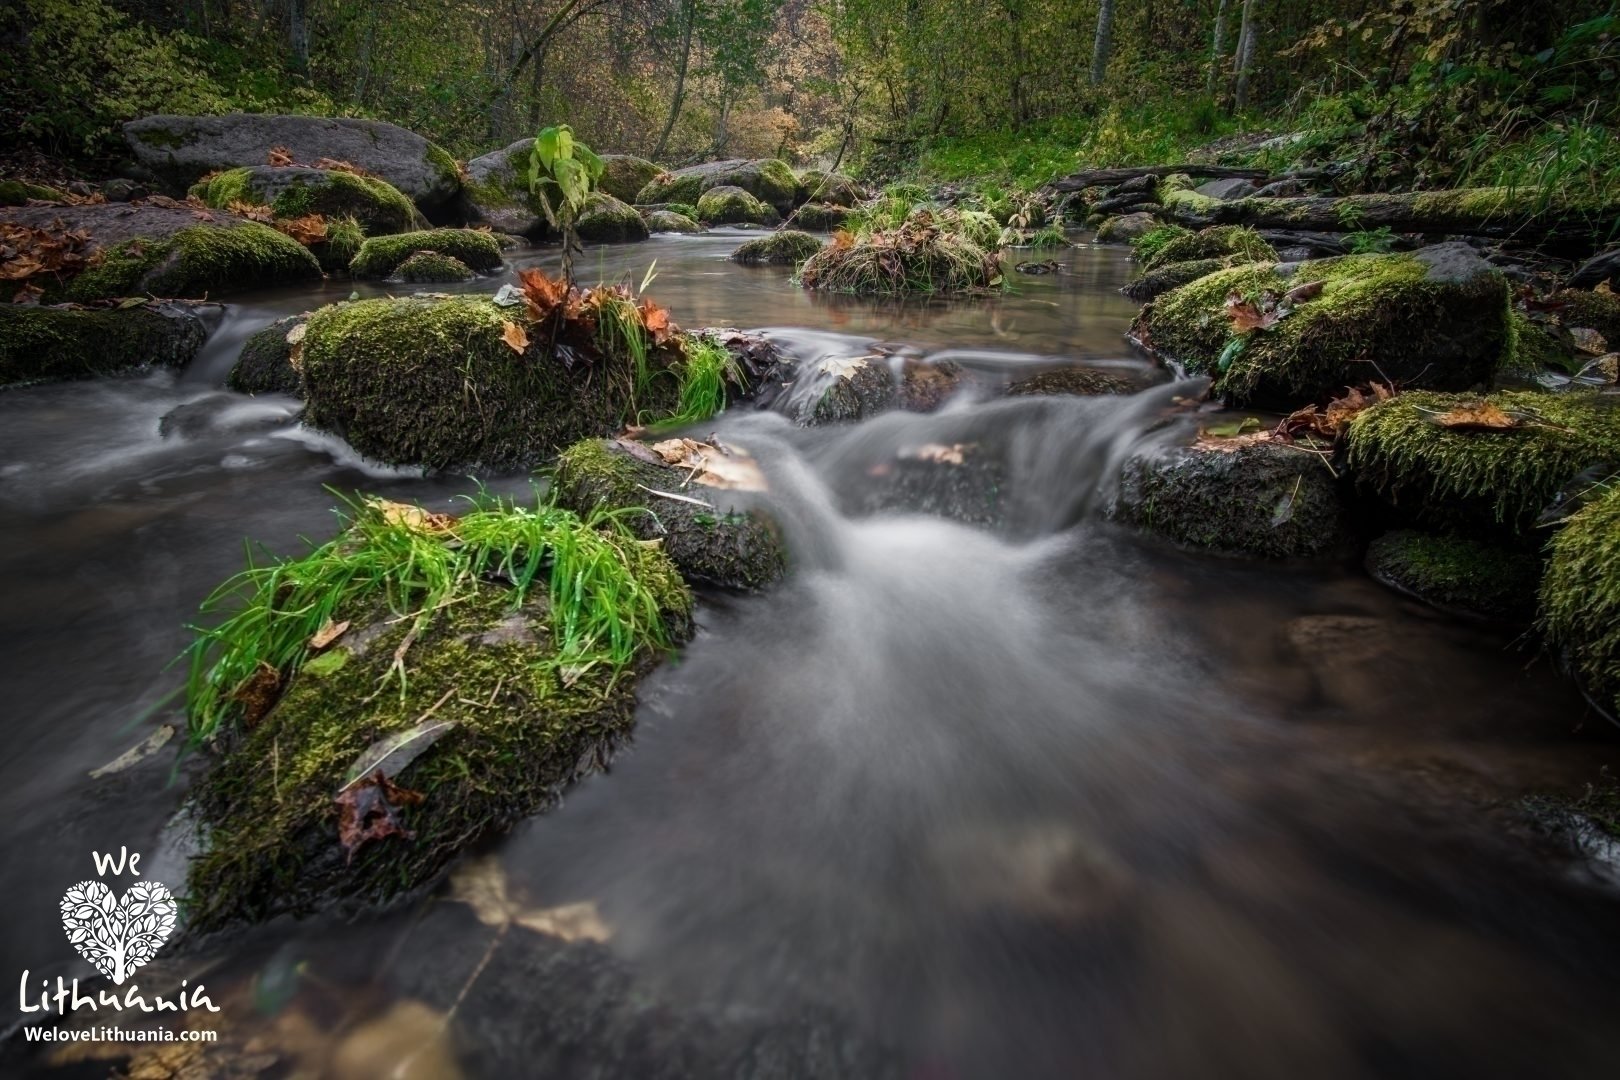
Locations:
300;295;673;470
397;251;474;283
183;508;690;930
123;114;461;210
1344;389;1620;532
1134;244;1510;407
462;138;547;237
644;209;702;233
0;180;68;205
191;166;418;234
1121;256;1248;302
730;229;823;265
1095;212;1159;243
574;192;650;243
228;313;308;396
554;440;786;590
1107;439;1349;558
1;301;209;388
1366;529;1539;623
795;169;863;208
793;202;851;231
597;154;662;203
0;204;322;302
348;228;503;279
1541;482;1620;720
636;159;799;214
695;185;777;226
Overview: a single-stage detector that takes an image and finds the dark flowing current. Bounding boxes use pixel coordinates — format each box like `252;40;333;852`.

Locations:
3;231;1620;1079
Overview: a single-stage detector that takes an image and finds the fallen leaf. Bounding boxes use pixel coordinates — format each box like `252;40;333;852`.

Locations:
88;724;175;779
1429;401;1520;431
903;442;970;465
819;356;869;380
231;661;282;727
1201;416;1264;438
309;618;350;650
517;266;569;319
226;199;274;224
13;282;43;304
1194;429;1277;451
1224;290;1287;333
639;297;676;345
275;213;329;245
268;146;296;167
302;649;349;677
340;717;458;790
1282;279;1324;304
646;438;767;490
334;770;424;861
501;320;529;353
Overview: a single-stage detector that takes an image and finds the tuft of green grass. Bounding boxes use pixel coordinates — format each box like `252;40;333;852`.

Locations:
1131;225;1192;265
593;289;657;419
658;333;744;429
181;490;683;743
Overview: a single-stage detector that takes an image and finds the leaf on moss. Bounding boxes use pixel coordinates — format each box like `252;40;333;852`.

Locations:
648;438;767;490
334;770;424;862
309;618;351;650
1202;416;1263;438
275;214;328;245
230;661;281;728
301;649;349;677
501;320;529;353
365;497;457;534
341;718;458;790
517;266;569;319
1428;401;1520;431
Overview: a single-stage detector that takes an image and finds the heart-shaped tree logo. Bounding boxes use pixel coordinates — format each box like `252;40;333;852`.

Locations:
60;879;177;985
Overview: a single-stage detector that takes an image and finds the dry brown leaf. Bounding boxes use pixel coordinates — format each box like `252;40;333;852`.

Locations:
366;497;457;533
903;442;970;465
646;438;767;490
818;356;869;380
310;618;352;650
1282;279;1324;304
517;266;569;319
312;156;368;176
276;213;329;245
231;661;282;728
226;199;274;224
334;769;423;862
639;297;676;345
501;320;530;353
1224;290;1284;333
1194;429;1277;452
268;146;296;167
1430;401;1519;431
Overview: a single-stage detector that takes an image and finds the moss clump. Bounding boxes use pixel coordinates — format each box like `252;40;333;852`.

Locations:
794;202;850;231
1541;482;1620;718
1121;256;1244;302
796;170;862;208
1108;440;1348;559
636;171;707;207
555;439;786;590
1345;390;1620;529
0;180;67;205
1160;188;1224;216
1551;288;1620;346
193;167;418;235
1130;225;1192;264
574;192;650;243
1137;246;1509;407
348;229;502;279
63;223;322;301
598;154;661;203
1505;309;1578;375
730;229;823;266
1095;212;1159;243
695;185;775;226
181;494;690;928
228;314;306;396
1142;225;1273;271
799;222;1000;296
316;215;366;273
0;303;207;387
664;202;698;220
644;210;701;233
425;143;462;196
396;251;474;283
300;295;679;470
1366;529;1540;622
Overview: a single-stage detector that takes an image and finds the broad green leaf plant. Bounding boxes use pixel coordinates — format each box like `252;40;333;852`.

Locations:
530;123;605;286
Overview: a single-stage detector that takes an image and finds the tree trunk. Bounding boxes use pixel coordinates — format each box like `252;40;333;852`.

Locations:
1089;0;1116;87
1233;0;1258;110
651;0;696;161
286;0;310;74
1207;0;1229;95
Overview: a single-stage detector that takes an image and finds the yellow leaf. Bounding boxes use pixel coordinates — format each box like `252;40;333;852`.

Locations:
501;320;529;354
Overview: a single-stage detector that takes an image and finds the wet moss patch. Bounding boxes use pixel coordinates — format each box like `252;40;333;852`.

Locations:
1365;529;1540;622
730;230;823;266
1541;482;1620;719
192;166;418;235
396;251;474;283
0;180;67;205
348;229;503;278
228;313;308;396
63;223;321;301
0;302;208;387
1140;225;1273;271
695;185;776;226
574;192;650;244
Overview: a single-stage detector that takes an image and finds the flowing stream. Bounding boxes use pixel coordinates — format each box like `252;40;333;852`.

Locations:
3;231;1620;1078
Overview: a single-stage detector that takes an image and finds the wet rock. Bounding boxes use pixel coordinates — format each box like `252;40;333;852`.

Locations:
347;228;503;278
695;184;778;226
1121;256;1238;302
1108;440;1349;558
98;178;148;202
1139;225;1274;271
158;392;297;439
597;154;662;203
396;250;474;283
1254;179;1309;199
228;313;309;396
644;209;702;233
1195;178;1260;201
795;169;865;207
1365;529;1539;623
790;356;965;424
1569;247;1620;290
1094;211;1159;243
1005;367;1134;397
0;300;210;388
575;191;650;243
794;202;851;231
844;440;1007;528
635;158;800;214
730;229;823;265
190;165;419;235
1133;244;1511;408
462;138;549;237
123;113;461;209
1;203;321;302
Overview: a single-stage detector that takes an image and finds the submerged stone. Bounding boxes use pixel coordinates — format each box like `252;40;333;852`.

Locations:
1005;367;1134;397
1365;529;1540;622
644;209;702;233
396;250;474;283
0;301;210;388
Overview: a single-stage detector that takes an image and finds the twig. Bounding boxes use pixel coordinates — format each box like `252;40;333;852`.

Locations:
634;483;712;508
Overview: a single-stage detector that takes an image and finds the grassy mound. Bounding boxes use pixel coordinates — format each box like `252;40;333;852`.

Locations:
0;302;207;387
396;251;473;283
730;230;823;266
181;493;690;928
1345;390;1620;529
348;229;502;279
192;166;418;235
63;222;321;301
798;219;1000;295
1541;482;1620;720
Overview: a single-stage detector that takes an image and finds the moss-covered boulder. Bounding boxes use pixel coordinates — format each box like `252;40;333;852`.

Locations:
348;229;503;279
0;180;67;205
397;251;474;283
228;313;308;396
300;295;676;470
1365;529;1539;622
730;230;823;266
1121;256;1246;302
695;185;777;226
793;202;851;231
1345;389;1620;531
795;170;863;208
554;439;786;590
191;166;418;235
636;159;799;214
574;192;650;244
0;301;209;388
181;496;689;928
1551;288;1620;347
1095;212;1160;243
1107;438;1349;558
597;154;662;203
123;114;461;210
1541;482;1620;719
462;138;548;237
644;209;702;233
1134;244;1510;407
1140;225;1273;271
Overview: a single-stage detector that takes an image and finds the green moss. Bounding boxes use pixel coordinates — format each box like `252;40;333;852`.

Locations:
1346;390;1620;529
1161;187;1223;215
195;167;417;235
0;303;206;387
1158;173;1195;196
1541;482;1620;718
396;251;473;283
300;295;679;470
1365;529;1540;621
1130;225;1191;264
1551;288;1620;345
799;226;999;295
1121;256;1244;302
63;223;322;301
190;166;253;207
181;495;690;928
636;171;705;206
750;158;800;210
348;229;503;278
598;155;661;203
0;180;68;205
730;229;823;266
1138;250;1509;406
574;192;650;243
425;142;461;193
228;314;305;396
318;215;366;273
664;201;697;219
1506;309;1577;375
794;203;850;231
555;439;786;590
695;185;773;226
1142;225;1273;271
645;210;701;234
